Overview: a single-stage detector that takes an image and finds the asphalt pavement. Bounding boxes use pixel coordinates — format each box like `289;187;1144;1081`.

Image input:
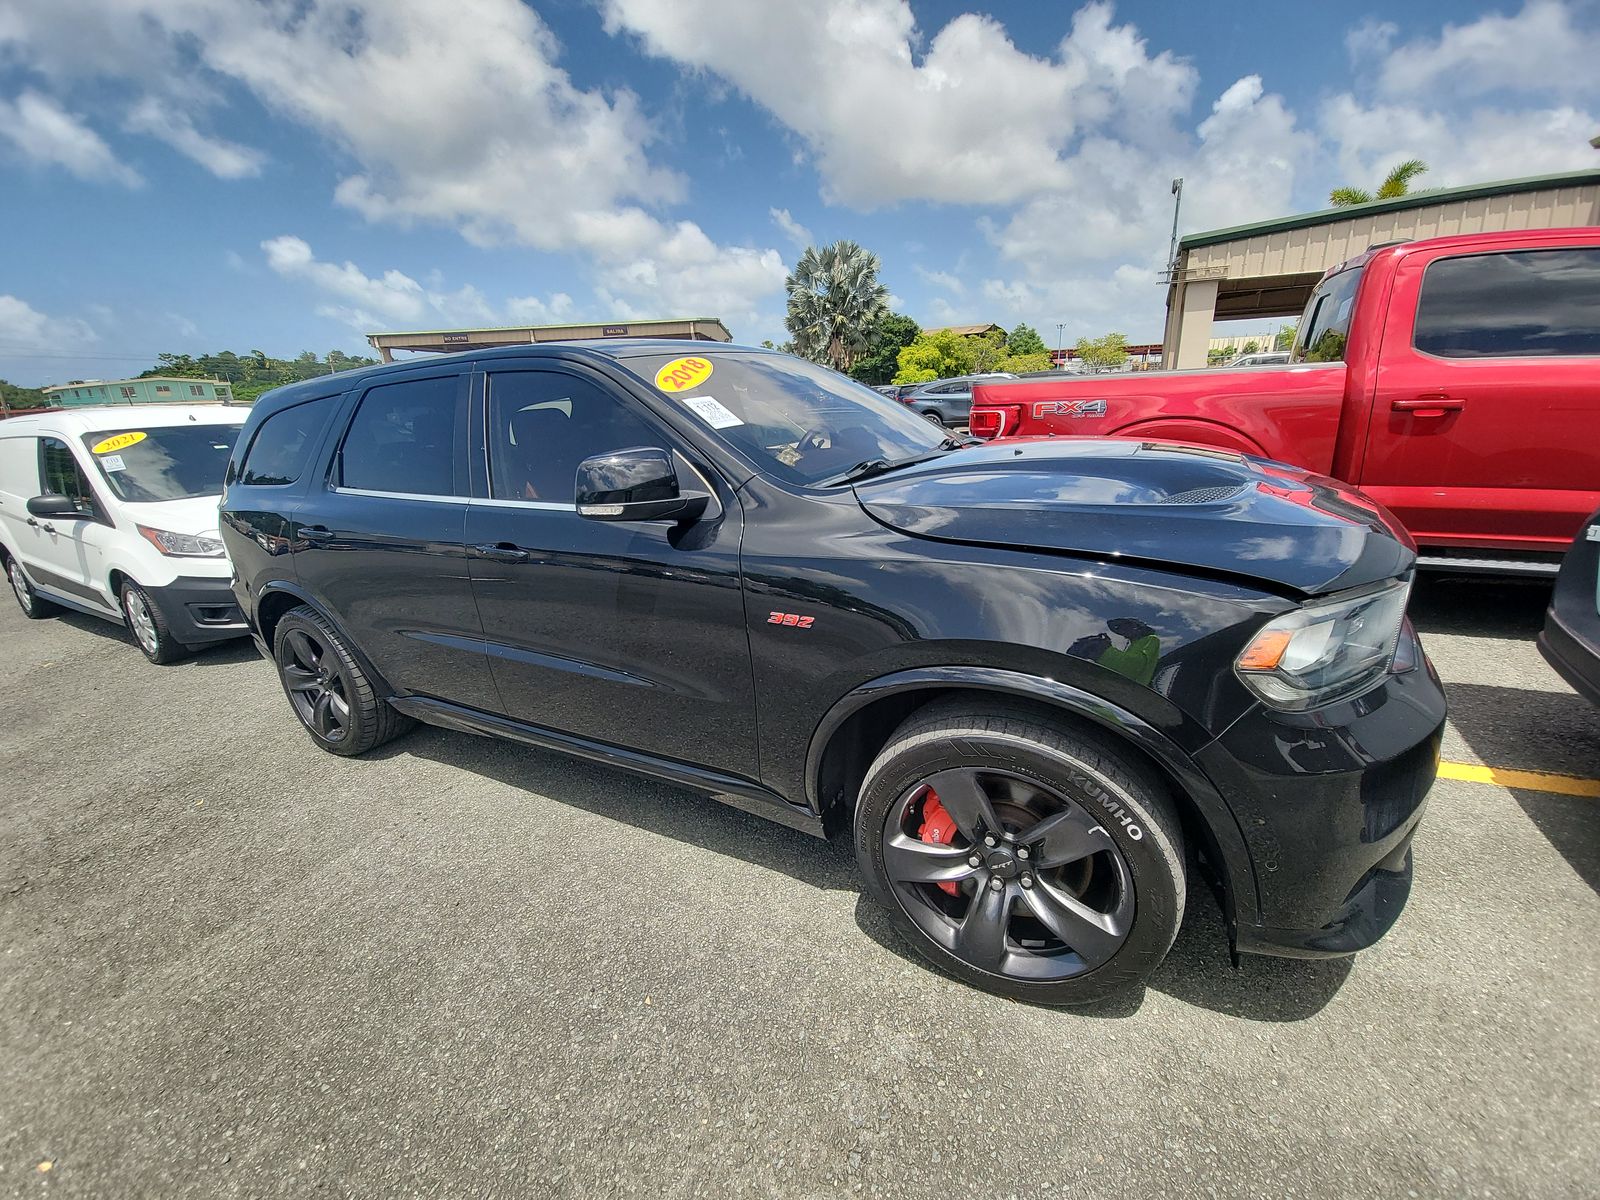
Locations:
2;574;1598;1198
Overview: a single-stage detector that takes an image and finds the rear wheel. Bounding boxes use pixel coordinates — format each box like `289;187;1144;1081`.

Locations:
273;605;411;756
923;411;945;427
7;555;57;619
854;700;1185;1005
121;580;187;664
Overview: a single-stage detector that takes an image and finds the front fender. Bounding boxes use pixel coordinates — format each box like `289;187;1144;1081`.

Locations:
806;664;1260;929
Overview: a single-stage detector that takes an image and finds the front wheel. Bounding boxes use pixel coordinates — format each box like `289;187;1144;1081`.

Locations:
121;580;187;664
854;700;1185;1005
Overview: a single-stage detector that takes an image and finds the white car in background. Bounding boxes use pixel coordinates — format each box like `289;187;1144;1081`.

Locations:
0;403;250;663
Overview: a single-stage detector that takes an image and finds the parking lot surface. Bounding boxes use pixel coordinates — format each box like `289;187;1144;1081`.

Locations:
3;575;1597;1198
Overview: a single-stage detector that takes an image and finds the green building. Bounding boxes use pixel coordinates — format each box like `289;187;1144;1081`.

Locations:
43;376;237;407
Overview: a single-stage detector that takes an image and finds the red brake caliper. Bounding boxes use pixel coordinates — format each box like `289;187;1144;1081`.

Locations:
917;791;963;896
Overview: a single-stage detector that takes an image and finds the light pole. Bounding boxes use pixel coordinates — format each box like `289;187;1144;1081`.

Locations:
1055;322;1065;366
1167;177;1184;275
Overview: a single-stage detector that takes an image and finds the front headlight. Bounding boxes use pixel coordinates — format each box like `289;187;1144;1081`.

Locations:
1236;578;1411;710
137;524;227;558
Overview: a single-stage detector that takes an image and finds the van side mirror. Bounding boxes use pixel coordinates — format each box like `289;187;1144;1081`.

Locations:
575;447;709;523
27;494;91;520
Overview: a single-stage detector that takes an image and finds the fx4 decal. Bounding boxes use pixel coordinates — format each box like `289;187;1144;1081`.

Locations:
1034;398;1107;419
767;612;815;629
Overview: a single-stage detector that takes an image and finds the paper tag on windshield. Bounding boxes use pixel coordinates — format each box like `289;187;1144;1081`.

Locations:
680;394;743;429
101;454;127;472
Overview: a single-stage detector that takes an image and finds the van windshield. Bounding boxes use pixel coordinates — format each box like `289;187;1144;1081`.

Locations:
1294;266;1364;362
81;424;242;502
625;350;945;486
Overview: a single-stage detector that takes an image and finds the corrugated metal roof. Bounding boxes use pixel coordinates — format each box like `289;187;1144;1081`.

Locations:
1180;168;1600;250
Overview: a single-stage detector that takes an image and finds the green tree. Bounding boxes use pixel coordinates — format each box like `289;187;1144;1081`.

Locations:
967;331;1008;374
1074;332;1130;371
1207;347;1233;366
894;329;977;384
849;312;920;385
1275;323;1297;351
0;379;49;412
784;240;889;372
998;352;1054;374
1005;322;1048;357
1241;339;1261;355
139;348;380;402
1330;158;1428;207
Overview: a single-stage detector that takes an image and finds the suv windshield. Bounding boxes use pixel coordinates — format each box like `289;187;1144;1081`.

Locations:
82;423;242;502
627;350;946;485
1294;266;1364;362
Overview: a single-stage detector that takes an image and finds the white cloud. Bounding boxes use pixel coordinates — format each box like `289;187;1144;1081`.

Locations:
263;236;596;334
2;0;787;327
770;207;813;250
124;97;264;179
914;266;965;294
0;90;140;185
0;295;98;354
603;0;1195;209
1374;1;1600;100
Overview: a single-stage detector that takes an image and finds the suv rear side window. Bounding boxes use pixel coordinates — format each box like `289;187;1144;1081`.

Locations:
340;375;462;496
239;396;338;486
1415;247;1600;358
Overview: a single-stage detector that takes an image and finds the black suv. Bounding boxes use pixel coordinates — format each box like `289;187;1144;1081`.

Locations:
220;341;1444;1005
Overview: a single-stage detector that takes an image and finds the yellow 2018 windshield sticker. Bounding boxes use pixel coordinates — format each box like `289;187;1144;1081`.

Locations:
91;431;147;455
654;356;714;393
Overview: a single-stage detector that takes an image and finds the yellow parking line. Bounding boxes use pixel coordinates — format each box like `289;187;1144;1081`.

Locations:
1438;761;1600;798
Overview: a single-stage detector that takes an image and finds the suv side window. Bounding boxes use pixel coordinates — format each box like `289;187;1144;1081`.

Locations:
1415;247;1600;358
339;376;462;496
239;395;339;486
38;437;98;515
487;371;661;504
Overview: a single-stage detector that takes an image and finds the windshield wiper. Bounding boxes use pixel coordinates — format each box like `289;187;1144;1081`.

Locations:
827;458;898;485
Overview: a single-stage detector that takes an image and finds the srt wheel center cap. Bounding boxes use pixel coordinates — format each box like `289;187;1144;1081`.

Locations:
984;847;1021;878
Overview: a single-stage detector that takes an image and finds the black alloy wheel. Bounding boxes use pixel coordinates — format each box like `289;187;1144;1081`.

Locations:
281;625;354;745
882;766;1135;982
856;700;1185;1005
272;605;413;756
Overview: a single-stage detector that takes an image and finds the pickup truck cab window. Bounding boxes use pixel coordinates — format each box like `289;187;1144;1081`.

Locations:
1295;265;1363;363
625;350;944;486
1414;247;1600;358
486;370;660;504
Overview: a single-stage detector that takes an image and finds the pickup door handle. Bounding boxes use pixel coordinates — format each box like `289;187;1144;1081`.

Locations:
1392;393;1465;414
473;542;531;563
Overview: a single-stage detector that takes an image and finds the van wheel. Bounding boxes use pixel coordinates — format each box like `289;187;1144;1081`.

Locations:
853;699;1185;1006
120;580;187;664
7;555;57;619
273;606;411;756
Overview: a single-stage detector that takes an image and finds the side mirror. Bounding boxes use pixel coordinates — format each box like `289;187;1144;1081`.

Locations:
27;494;91;520
576;447;709;524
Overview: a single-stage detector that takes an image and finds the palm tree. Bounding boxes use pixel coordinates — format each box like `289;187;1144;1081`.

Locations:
784;240;888;373
1329;159;1429;207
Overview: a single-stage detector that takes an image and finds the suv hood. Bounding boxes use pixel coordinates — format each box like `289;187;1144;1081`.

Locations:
853;439;1413;596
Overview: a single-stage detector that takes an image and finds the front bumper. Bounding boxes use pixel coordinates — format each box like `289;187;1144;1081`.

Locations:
1197;647;1446;959
146;576;250;647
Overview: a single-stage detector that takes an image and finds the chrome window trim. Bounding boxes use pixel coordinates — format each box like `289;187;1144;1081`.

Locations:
331;486;469;504
471;497;577;512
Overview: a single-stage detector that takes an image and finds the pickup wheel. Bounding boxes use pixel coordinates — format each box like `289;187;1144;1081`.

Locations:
273;606;412;756
854;699;1185;1005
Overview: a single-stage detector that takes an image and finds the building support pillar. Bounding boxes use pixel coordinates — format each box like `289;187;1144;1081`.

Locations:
1167;278;1218;370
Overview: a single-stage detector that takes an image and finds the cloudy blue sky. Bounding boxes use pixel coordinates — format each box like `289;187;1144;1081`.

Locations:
1;0;1597;386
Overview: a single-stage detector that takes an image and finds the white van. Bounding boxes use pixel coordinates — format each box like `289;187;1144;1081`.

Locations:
0;403;251;662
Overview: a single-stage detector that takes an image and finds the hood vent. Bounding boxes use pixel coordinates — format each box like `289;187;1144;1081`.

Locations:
1158;484;1246;505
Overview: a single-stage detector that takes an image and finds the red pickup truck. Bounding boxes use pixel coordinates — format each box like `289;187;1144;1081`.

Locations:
970;227;1600;572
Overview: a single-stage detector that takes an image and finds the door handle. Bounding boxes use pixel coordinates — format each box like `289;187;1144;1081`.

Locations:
1392;393;1464;415
299;525;334;543
473;542;531;563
